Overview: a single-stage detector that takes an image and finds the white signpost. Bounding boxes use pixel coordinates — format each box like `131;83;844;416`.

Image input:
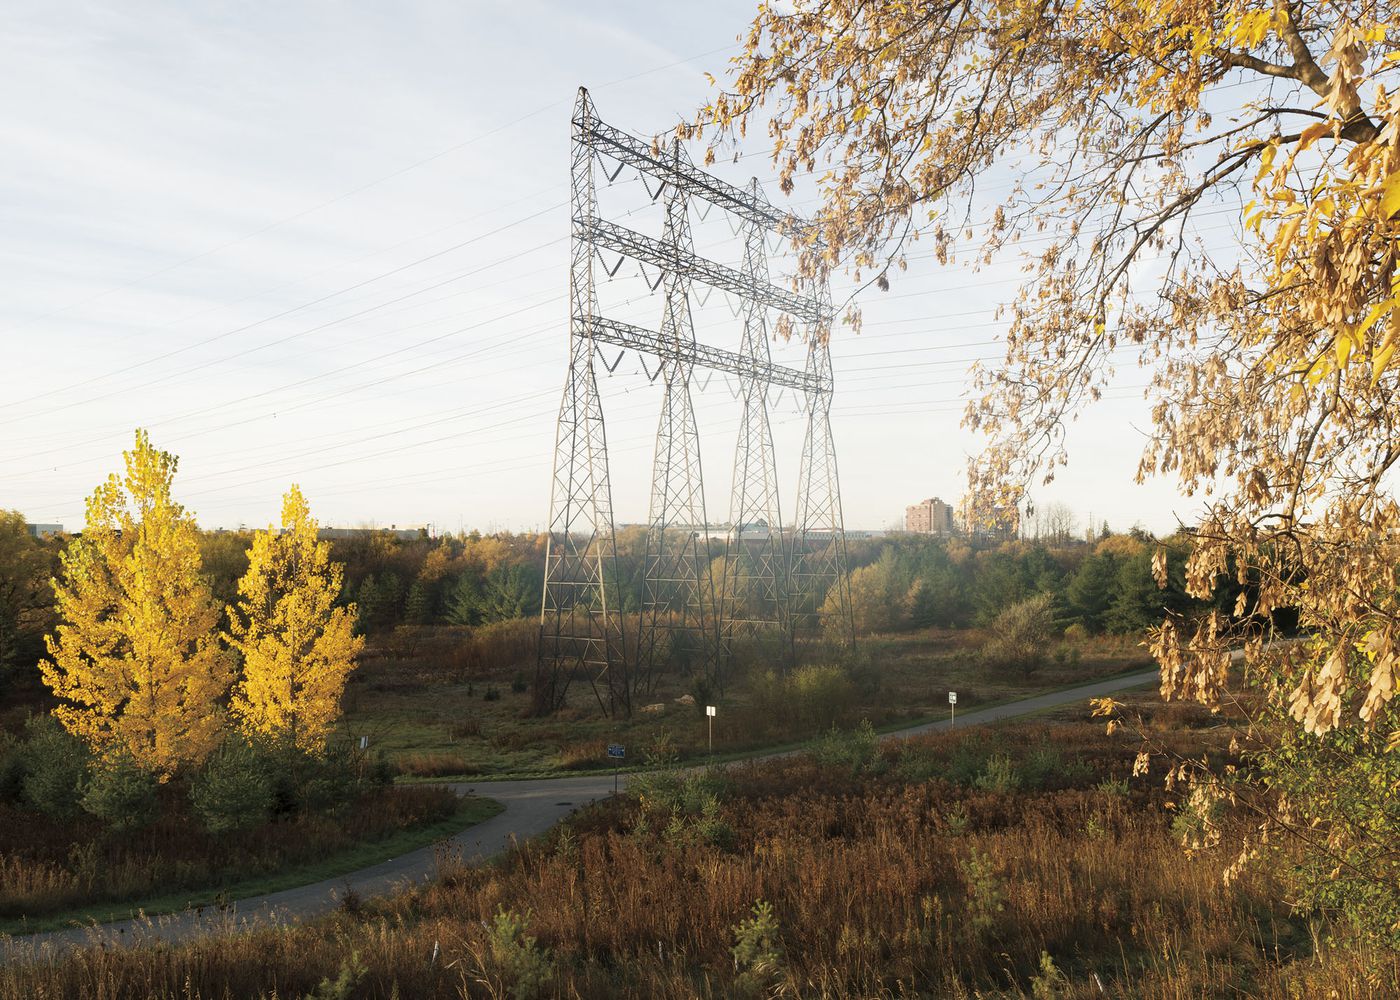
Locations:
948;691;957;728
706;705;716;755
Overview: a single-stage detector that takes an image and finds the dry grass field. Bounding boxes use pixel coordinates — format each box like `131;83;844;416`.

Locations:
6;693;1395;998
339;620;1151;778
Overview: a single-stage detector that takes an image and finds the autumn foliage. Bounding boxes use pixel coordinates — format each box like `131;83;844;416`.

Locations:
695;0;1400;932
38;432;360;779
41;431;231;778
227;485;363;752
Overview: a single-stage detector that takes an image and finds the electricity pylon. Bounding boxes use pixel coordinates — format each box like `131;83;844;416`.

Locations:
538;87;852;715
718;180;790;669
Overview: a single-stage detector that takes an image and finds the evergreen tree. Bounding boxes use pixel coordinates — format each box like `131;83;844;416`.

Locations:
404;579;435;625
445;572;484;626
1064;552;1119;633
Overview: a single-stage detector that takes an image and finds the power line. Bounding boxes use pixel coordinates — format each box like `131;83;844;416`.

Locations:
5;41;741;337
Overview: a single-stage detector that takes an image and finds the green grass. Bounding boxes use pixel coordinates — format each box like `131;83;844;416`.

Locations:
1;795;503;936
344;626;1156;781
402;663;1161;783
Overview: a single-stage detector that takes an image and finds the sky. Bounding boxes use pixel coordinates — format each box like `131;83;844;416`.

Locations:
1;1;1219;536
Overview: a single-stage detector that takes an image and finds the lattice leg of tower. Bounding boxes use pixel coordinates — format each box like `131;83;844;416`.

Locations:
538;338;629;715
790;337;854;648
637;371;718;695
719;385;790;660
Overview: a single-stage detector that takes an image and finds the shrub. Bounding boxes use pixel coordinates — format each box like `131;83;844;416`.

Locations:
0;731;25;804
791;664;857;731
839;548;912;635
732;900;784;990
472;907;555;999
973;752;1022;793
1063;622;1089;642
294;741;387;814
80;752;159;832
191;738;275;834
21;715;89;818
811;719;881;774
1097;776;1130;797
981;593;1056;675
962;849;1005;935
396;752;477;778
303;950;367;1000
1030;951;1067;999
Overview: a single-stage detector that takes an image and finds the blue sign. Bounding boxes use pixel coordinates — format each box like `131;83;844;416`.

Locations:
607;744;625;759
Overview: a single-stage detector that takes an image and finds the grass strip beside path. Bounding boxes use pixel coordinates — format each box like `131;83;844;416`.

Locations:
402;663;1161;783
0;796;503;936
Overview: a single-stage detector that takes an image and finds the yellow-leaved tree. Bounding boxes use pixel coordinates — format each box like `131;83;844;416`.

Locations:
695;0;1400;943
42;430;230;778
226;485;363;752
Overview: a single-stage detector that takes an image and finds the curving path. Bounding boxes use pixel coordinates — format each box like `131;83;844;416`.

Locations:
1;667;1157;961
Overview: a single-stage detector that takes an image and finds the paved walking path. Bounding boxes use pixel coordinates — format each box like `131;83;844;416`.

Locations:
1;667;1157;960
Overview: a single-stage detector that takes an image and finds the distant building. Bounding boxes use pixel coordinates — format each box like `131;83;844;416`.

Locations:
905;498;955;536
317;525;425;542
25;523;63;539
729;519;771;542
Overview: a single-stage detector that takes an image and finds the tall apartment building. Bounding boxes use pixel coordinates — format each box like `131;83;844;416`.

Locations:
905;497;955;536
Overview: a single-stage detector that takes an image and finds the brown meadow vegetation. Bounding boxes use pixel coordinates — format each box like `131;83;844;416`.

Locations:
3;704;1394;998
0;785;458;929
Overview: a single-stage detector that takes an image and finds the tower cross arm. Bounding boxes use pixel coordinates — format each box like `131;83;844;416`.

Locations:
579;315;827;394
575;114;818;243
579;217;828;324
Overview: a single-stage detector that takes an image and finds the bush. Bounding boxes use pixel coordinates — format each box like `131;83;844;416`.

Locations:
840;548;912;635
981;593;1056;675
811;719;881;774
191;738;275;834
732;900;784;990
80;752;159;832
473;907;555;999
294;741;389;815
0;732;25;804
962;849;1005;935
791;664;857;732
973;752;1022;793
21;716;89;818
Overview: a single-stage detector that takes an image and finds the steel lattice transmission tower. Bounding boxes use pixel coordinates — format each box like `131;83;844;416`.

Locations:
538;87;853;714
718;180;791;663
635;138;720;697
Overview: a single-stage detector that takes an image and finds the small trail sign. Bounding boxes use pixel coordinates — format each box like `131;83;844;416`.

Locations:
948;691;957;727
948;692;957;705
607;743;625;795
705;705;716;717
